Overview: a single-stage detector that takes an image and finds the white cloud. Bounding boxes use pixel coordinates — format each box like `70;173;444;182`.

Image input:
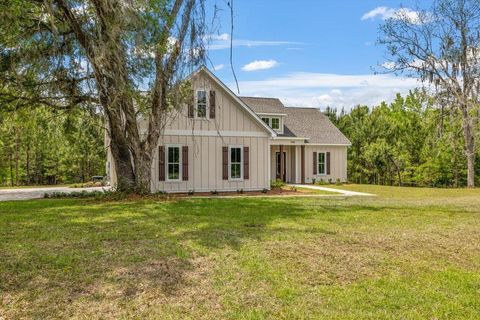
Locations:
242;60;278;72
361;6;422;24
213;64;225;71
208;33;230;41
205;33;301;50
230;72;420;109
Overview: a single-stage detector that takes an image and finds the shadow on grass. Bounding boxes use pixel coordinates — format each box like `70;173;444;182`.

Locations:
0;197;420;317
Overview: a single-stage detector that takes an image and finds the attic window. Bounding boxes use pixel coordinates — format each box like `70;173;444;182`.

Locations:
197;90;207;118
271;118;280;130
261;117;270;125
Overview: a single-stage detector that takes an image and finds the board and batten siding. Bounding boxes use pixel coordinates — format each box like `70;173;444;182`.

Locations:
153;135;269;192
151;70;271;192
303;145;347;183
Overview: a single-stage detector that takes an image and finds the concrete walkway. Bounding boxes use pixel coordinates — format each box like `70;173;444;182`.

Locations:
0;186;110;201
289;184;375;196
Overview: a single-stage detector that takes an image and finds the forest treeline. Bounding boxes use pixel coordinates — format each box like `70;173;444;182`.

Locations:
326;91;479;187
0;107;105;186
0;90;478;188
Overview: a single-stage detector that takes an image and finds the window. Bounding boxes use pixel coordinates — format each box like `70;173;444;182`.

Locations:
271;117;280;130
229;146;242;179
261;117;270;126
318;152;326;175
197;90;207;118
167;146;181;180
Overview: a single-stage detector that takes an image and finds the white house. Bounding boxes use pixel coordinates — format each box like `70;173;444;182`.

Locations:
107;67;351;192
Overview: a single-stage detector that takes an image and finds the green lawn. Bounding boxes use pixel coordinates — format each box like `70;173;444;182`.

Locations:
1;186;479;319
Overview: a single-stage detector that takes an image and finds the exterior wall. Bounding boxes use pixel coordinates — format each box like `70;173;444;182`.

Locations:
303;145;347;183
153;135;269;192
151;70;271;192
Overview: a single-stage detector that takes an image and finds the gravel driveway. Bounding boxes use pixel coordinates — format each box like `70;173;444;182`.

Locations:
0;186;110;201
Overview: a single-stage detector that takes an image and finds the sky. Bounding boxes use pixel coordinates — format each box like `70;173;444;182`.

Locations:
204;0;432;110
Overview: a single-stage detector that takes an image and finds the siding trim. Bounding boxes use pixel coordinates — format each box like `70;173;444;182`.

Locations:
164;130;268;137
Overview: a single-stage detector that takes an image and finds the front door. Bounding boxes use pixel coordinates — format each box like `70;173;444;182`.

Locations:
275;152;286;182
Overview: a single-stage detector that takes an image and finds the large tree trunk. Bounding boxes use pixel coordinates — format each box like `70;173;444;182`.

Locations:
461;107;475;188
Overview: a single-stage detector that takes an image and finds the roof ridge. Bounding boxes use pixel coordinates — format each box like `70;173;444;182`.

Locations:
239;96;281;100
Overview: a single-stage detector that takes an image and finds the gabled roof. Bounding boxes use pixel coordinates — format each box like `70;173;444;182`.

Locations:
240;97;351;146
189;67;277;137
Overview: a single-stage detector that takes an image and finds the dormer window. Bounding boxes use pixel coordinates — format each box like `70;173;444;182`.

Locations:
271;118;280;130
260;116;282;132
197;90;207;118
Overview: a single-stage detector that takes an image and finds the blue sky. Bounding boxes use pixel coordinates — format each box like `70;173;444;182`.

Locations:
204;0;431;109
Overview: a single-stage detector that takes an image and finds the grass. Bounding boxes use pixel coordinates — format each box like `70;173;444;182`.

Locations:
282;186;338;195
1;186;480;319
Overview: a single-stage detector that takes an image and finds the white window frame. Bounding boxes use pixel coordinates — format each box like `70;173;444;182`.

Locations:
271;117;280;130
196;90;208;119
317;152;326;175
228;145;243;181
166;144;182;182
258;115;283;133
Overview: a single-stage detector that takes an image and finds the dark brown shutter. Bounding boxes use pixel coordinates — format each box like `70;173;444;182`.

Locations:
209;90;216;119
182;146;188;181
326;152;331;175
313;152;317;175
243;147;249;180
188;93;194;118
222;146;228;180
159;146;165;181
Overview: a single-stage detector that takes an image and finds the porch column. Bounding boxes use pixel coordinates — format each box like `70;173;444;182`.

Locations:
279;144;284;182
301;145;305;184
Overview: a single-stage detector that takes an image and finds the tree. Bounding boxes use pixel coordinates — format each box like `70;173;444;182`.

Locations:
379;0;480;187
0;0;206;192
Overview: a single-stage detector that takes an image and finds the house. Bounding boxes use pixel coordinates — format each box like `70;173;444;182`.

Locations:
106;66;351;192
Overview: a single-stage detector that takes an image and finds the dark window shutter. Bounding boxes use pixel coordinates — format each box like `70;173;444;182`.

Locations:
159;146;165;181
209;90;216;119
243;147;249;180
326;152;331;175
182;146;189;181
313;152;317;175
188;93;194;118
222;146;228;180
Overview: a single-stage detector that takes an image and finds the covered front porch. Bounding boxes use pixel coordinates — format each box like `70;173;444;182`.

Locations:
270;141;306;184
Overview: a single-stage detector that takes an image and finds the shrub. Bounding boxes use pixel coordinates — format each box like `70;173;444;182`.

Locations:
335;178;342;185
262;188;268;193
315;179;327;185
312;178;316;184
270;179;286;188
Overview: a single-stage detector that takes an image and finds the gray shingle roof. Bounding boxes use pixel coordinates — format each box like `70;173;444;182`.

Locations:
240;97;285;113
240;97;351;145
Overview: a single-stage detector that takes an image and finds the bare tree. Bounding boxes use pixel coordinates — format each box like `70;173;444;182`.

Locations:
0;0;207;191
379;0;480;187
